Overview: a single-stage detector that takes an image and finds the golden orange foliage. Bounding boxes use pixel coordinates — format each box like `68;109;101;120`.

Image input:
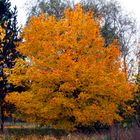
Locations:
6;5;135;131
0;26;5;41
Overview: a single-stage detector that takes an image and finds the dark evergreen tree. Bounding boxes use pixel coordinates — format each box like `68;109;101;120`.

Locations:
0;0;20;132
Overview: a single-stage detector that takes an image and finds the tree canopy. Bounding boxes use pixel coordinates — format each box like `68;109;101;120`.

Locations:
6;5;135;131
26;0;137;78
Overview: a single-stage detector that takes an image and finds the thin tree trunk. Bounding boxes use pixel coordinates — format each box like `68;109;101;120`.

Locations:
0;105;4;133
123;56;127;80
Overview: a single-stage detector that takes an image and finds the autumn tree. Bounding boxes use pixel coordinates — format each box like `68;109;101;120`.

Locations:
26;0;137;78
6;5;135;131
0;0;20;132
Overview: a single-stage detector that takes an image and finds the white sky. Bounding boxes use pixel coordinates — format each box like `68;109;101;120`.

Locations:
10;0;140;27
10;0;27;26
119;0;140;24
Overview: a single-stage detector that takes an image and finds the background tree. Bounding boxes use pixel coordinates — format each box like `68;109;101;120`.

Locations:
6;6;135;131
0;0;20;132
132;42;140;126
26;0;69;19
81;0;137;78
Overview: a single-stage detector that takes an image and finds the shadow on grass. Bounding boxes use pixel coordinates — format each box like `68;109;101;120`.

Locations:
6;127;68;138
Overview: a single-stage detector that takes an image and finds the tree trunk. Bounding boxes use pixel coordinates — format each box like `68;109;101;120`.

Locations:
123;56;127;80
0;105;4;133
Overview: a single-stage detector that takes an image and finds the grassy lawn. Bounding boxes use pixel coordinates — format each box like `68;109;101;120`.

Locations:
0;123;139;140
0;124;110;140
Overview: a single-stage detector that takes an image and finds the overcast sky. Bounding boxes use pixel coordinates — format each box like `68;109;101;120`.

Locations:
10;0;140;27
10;0;27;26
